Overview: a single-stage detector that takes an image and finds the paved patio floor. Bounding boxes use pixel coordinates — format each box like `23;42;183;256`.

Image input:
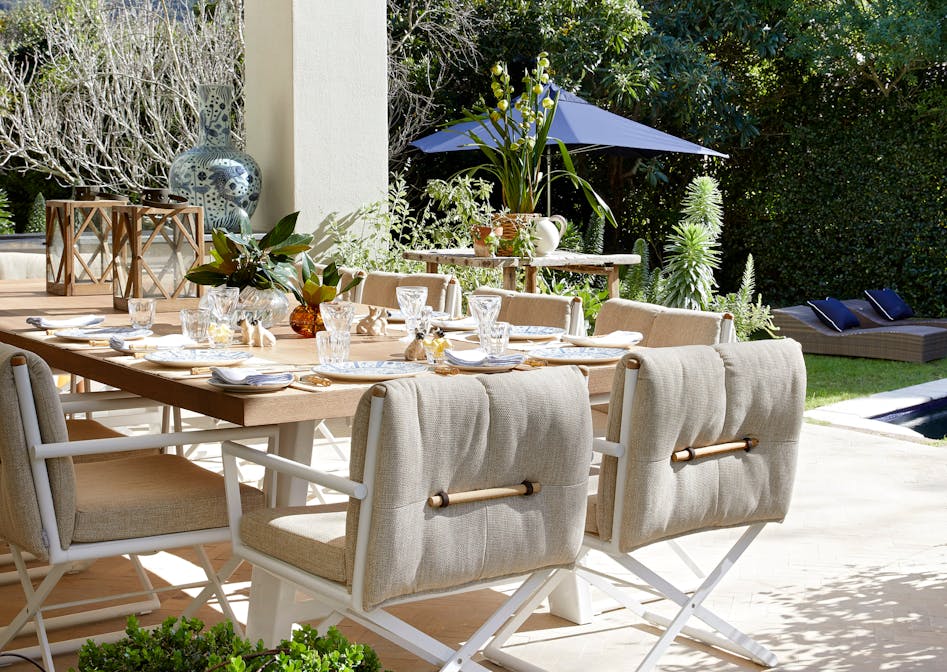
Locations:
2;421;944;671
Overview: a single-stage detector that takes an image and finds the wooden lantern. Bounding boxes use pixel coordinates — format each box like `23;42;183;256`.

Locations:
112;205;205;311
45;198;127;295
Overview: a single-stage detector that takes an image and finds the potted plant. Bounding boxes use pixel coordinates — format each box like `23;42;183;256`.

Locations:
185;211;314;327
449;52;615;255
288;254;364;337
73;615;384;672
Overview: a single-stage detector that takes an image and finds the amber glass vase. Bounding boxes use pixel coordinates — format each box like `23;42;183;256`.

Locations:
289;303;324;338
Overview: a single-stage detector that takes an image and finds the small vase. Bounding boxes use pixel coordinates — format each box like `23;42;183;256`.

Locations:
492;212;542;256
238;286;290;328
471;224;503;258
289;303;325;338
169;84;262;232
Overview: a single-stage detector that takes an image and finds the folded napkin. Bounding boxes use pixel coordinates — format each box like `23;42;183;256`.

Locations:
433;316;478;330
109;334;195;352
446;348;525;368
26;315;105;329
209;368;294;386
561;330;643;348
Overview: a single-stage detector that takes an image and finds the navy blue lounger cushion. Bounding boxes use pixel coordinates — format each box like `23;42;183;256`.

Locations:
864;288;914;321
807;298;860;332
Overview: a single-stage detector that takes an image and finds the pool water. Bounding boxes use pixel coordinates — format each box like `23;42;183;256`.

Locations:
872;396;947;440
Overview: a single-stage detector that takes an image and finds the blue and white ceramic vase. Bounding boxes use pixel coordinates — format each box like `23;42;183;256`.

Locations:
169;84;261;232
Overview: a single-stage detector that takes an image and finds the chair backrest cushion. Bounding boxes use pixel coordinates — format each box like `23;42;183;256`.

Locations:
473;286;578;332
597;340;805;553
0;346;77;558
594;299;726;346
361;271;453;312
347;367;592;610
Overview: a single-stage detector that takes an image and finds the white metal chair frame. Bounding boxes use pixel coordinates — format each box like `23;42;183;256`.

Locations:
3;355;279;671
222;386;575;672
487;358;783;672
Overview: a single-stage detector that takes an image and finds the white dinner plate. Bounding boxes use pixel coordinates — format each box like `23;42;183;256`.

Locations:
508;325;565;341
144;349;254;368
55;326;153;341
207;378;293;393
387;309;450;323
313;360;428;382
528;346;628;365
432;316;478;331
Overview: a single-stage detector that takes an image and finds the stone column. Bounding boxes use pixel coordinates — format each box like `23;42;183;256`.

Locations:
244;0;387;252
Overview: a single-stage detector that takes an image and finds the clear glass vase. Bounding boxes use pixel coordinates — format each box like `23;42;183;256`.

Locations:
236;286;291;328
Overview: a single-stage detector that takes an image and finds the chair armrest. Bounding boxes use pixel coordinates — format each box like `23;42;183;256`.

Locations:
593;437;624;457
222;440;366;500
59;390;168;414
32;425;278;459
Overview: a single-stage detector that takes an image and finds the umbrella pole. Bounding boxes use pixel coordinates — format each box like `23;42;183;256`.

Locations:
546;149;552;216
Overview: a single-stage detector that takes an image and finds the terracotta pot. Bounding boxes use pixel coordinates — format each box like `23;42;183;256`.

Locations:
289;303;324;338
471;224;503;258
492;212;541;256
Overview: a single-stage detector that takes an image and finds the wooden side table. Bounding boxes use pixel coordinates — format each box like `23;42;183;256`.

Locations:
403;248;641;298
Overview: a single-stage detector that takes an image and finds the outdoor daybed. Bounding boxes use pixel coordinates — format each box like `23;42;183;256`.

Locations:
772;304;947;362
844;299;947;330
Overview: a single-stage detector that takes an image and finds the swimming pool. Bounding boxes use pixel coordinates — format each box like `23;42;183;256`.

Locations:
872;396;947;440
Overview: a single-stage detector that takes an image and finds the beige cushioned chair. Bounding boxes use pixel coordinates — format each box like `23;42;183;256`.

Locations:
472;286;584;335
0;343;273;671
360;270;461;315
222;367;592;669
486;340;805;671
594;298;734;345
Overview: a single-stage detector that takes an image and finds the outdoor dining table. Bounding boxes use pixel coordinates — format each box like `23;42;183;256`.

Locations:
0;279;617;640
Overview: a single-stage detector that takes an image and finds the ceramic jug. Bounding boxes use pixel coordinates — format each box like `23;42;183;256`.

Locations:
534;215;568;256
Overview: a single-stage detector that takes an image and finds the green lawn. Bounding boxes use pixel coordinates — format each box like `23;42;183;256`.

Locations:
804;354;947;410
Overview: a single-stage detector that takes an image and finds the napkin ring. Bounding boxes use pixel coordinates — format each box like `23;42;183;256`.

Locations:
433;364;459;376
299;374;333;387
524;358;546;367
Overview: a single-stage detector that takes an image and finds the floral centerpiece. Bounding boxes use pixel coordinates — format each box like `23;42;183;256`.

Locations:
288;254;364;337
185;211;314;326
450;51;615;255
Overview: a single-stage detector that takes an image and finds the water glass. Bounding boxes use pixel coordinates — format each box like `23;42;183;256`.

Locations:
484;321;510;356
469;294;502;346
205;286;240;321
179;308;210;342
321;300;356;334
127;298;156;329
395;286;428;335
317;330;350;366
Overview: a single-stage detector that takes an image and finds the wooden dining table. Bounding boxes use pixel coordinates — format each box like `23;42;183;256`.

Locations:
0;279;618;640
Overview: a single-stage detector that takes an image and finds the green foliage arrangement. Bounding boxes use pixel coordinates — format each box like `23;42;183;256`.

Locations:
0;189;14;235
296;256;363;307
25;192;45;233
72;616;383;672
186;212;313;292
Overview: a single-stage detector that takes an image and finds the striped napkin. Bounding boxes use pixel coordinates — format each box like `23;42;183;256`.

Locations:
445;348;525;368
26;315;105;329
209;368;294;386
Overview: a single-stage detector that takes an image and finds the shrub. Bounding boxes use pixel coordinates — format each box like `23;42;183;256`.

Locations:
25;192;45;233
0;189;13;235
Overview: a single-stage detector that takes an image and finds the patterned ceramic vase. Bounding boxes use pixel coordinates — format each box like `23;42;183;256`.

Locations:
169;84;261;232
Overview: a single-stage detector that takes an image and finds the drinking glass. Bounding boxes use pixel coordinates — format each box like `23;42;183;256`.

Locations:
204;286;240;348
484;321;510;356
321;300;356;334
179;308;210;342
395;286;428;336
469;294;502;347
127;298;156;329
317;330;350;366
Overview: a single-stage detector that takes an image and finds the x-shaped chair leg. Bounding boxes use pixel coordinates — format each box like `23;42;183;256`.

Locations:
578;523;776;671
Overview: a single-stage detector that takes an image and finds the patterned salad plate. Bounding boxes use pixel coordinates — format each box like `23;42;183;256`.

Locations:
144;349;253;368
55;326;153;341
313;360;428;382
387;309;450;323
528;346;627;365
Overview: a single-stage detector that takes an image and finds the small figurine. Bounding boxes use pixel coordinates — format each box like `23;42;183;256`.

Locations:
252;321;277;348
238;318;252;345
404;330;426;361
356;306;388;336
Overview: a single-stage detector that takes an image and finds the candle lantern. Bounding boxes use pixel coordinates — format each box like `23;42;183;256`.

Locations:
112;204;205;311
45;198;127;295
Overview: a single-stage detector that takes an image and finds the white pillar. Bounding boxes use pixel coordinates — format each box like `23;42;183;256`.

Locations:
244;0;387;252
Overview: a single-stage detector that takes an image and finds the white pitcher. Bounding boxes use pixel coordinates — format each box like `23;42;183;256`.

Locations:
533;215;568;256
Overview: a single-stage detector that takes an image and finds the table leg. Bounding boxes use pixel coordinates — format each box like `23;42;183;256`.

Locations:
425;261;439;274
606;266;621;298
246;419;331;645
524;267;538;293
502;267;517;291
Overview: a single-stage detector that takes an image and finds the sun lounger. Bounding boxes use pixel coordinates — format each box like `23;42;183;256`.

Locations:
772;304;947;362
844;299;947;330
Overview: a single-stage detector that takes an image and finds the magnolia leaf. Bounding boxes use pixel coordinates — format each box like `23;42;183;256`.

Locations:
260;211;300;250
211;229;234;260
322;260;341;288
185;268;229;286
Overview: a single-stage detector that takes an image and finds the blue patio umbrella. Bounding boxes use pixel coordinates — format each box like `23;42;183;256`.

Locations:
411;82;728;160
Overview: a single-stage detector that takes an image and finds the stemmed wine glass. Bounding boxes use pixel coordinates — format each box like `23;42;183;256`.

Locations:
395;286;428;338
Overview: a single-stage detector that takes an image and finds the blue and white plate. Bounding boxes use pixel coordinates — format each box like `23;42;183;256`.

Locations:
387;309;450;323
508;325;565;341
313;360;428;382
529;346;627;365
144;349;253;368
55;326;153;341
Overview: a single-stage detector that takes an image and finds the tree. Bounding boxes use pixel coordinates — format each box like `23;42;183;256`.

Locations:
0;0;244;191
